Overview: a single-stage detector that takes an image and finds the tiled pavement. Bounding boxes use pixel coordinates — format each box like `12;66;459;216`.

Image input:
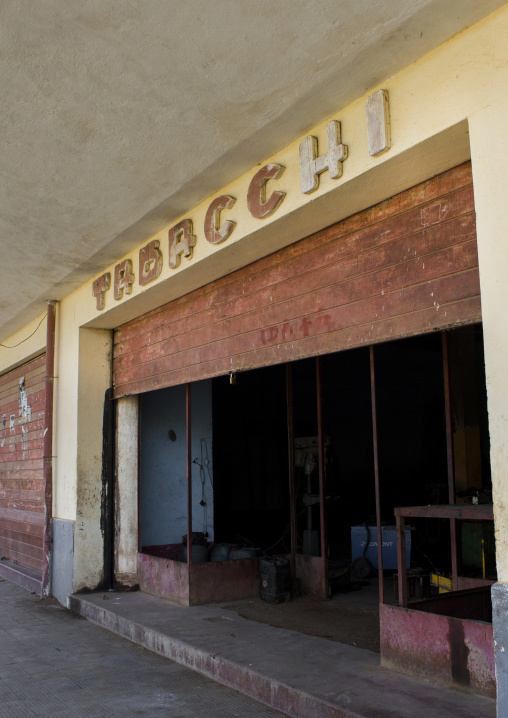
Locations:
0;579;285;718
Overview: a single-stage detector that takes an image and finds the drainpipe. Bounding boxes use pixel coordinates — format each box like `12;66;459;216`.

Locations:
41;301;57;597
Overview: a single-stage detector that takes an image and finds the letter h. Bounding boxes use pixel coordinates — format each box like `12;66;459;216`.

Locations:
299;120;348;194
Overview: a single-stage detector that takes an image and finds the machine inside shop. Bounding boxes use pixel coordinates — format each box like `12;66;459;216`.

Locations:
139;323;495;613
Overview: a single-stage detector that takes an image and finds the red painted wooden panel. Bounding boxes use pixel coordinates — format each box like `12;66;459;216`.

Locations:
115;163;474;345
0;506;45;525
0;354;46;574
0;515;44;535
114;163;480;398
114;189;476;363
0;535;44;559
114;212;477;371
0;550;43;571
114;241;478;385
0;355;45;388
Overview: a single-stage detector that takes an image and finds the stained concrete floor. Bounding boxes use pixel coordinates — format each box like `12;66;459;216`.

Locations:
0;580;286;718
218;576;428;654
70;587;497;718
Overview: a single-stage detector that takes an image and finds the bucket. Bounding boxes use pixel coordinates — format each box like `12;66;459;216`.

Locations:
210;543;240;562
182;543;209;563
259;556;291;604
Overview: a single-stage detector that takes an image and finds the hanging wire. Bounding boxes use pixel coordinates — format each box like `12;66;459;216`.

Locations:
0;314;47;349
200;437;213;488
193;437;213;535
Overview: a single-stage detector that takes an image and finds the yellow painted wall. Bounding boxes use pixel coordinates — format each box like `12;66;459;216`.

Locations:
469;102;508;582
78;4;507;333
73;327;112;589
1;5;508;590
52;299;79;521
0;313;47;370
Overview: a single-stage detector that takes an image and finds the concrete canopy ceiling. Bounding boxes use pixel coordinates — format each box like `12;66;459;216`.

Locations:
0;0;504;340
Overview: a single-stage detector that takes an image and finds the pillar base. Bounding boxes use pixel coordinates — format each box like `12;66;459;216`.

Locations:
492;582;508;714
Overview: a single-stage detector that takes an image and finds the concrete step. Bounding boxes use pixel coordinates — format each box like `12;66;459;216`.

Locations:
70;590;496;718
0;558;41;594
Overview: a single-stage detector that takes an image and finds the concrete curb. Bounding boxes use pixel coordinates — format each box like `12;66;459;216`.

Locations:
0;559;41;593
69;594;361;718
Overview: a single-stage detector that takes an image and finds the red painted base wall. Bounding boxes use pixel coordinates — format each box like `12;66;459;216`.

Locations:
137;552;260;606
380;603;495;698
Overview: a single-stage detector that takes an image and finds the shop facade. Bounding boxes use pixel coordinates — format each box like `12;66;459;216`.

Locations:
112;160;494;695
2;5;508;711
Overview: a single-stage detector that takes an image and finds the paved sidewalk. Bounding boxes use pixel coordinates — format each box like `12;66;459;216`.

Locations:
0;580;286;718
70;589;497;718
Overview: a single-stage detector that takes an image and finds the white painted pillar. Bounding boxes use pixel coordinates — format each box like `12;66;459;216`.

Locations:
469;101;508;715
115;395;139;586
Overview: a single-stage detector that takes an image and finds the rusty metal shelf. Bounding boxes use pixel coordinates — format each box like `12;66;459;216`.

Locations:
394;504;493;522
394;504;494;607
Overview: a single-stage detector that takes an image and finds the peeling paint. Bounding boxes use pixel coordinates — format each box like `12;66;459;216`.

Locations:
17;376;32;427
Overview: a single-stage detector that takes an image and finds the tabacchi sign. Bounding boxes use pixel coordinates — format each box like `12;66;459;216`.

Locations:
93;88;392;311
92;114;369;311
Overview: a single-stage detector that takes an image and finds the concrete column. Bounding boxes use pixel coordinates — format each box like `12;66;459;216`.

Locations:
115;396;139;587
73;327;113;592
469;102;508;714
